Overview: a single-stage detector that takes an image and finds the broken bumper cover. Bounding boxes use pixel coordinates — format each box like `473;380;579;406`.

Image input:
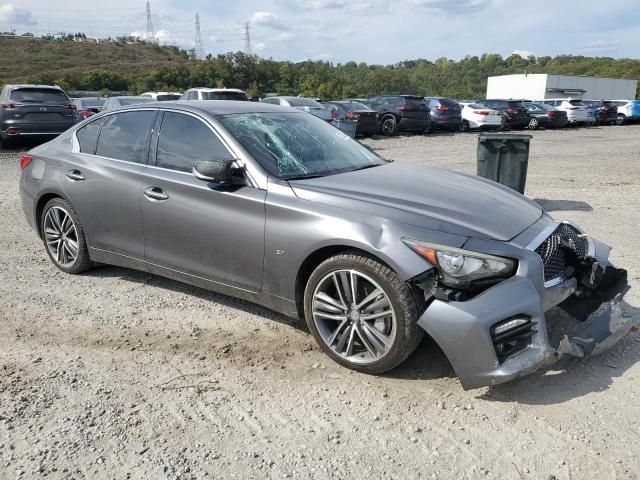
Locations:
417;237;632;390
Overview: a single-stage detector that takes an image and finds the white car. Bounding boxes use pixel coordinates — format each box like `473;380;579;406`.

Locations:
536;98;593;125
140;91;182;101
458;102;504;131
179;88;249;101
610;99;640;125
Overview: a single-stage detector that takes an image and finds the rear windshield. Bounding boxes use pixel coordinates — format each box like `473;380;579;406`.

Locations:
77;98;105;108
10;88;69;104
120;98;154;106
405;97;427;107
507;101;524;108
339;102;371;111
436;98;459;107
156;94;181;101
287;98;322;108
202;91;249;101
467;103;487;109
568;100;585;106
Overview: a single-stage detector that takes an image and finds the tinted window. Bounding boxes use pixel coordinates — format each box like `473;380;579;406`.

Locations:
76;118;103;154
96;111;155;163
202;91;249;101
76;98;105;108
287;98;323;108
156;112;233;173
568;100;585;106
156;94;180;101
438;98;459;107
10;88;69;104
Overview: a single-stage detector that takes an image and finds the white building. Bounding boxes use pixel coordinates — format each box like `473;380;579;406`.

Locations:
486;74;638;100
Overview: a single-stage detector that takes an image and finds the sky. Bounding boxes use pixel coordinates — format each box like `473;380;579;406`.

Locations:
1;0;639;64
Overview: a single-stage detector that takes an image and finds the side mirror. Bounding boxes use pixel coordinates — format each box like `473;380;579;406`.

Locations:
193;159;235;184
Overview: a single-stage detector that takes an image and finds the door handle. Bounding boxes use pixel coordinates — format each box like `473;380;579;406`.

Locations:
144;186;169;201
65;169;85;181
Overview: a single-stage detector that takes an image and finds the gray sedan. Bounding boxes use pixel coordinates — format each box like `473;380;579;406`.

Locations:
18;101;630;389
100;96;154;111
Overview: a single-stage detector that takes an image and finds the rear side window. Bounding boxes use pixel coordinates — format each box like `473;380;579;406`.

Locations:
155;112;233;173
10;88;69;104
76;118;103;154
202;91;249;101
568;100;585;106
96;111;155;163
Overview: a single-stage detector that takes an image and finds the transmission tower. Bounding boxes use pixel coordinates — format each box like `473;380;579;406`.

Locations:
194;13;204;59
244;22;252;55
145;1;154;42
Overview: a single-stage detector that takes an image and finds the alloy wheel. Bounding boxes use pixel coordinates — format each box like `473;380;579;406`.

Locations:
381;118;395;135
528;118;539;129
44;206;79;267
312;269;397;365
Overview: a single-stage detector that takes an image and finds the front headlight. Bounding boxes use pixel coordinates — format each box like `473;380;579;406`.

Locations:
403;238;517;288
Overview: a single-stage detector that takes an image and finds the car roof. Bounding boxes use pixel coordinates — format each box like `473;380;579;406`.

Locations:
187;88;246;93
109;96;151;100
114;100;300;115
5;84;65;90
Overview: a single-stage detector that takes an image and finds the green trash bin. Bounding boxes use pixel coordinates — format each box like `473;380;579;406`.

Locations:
476;133;532;194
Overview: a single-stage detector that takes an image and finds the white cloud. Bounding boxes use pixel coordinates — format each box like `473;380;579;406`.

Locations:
408;0;490;13
580;40;621;53
254;42;266;51
0;4;36;26
511;49;535;59
311;52;334;61
250;11;290;31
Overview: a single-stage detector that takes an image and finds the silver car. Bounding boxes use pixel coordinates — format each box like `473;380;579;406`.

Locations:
19;101;630;389
260;96;334;121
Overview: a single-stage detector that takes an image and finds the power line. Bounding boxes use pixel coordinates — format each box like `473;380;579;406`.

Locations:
194;13;203;59
145;1;155;42
244;22;251;55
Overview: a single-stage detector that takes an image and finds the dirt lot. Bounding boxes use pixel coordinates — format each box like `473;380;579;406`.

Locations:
1;125;639;480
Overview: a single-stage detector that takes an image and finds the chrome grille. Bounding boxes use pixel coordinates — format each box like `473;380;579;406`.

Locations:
535;223;588;283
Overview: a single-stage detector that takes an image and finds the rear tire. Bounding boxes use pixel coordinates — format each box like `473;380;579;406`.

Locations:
304;252;423;374
381;116;397;136
616;114;626;126
459;120;470;132
40;198;93;274
528;117;539;130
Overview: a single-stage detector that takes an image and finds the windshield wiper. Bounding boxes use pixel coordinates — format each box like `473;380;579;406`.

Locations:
350;163;383;172
283;173;325;181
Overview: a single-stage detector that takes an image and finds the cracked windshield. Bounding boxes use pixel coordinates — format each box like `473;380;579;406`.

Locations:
219;112;386;180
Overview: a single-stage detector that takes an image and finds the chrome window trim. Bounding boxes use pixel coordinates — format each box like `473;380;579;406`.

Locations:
70;107;266;189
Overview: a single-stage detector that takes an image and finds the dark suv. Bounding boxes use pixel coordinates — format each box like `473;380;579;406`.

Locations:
366;95;431;135
581;100;618;125
424;97;462;131
0;85;76;148
475;99;530;130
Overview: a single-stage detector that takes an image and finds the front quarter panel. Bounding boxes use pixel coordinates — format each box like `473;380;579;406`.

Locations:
262;178;468;301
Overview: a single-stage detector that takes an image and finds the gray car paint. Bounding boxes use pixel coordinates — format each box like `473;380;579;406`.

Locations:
19;101;631;389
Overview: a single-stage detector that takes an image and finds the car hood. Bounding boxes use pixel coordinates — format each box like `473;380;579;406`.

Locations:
290;162;543;241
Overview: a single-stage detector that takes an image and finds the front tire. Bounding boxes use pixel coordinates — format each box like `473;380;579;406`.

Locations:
528;117;539;130
41;198;93;274
459;120;470;132
616;114;626;126
304;252;423;374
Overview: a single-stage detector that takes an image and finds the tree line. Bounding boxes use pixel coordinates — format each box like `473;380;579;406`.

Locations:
22;49;640;100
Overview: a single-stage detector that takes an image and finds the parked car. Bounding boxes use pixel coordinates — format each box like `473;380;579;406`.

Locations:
19;100;629;389
140;91;182;101
100;96;154;112
180;88;249;101
581;100;617;125
424;97;462;131
72;97;106;122
366;95;432;135
610;99;640;125
458;102;504;131
324;100;379;136
521;102;568;129
0;84;76;148
536;98;592;125
475;100;530;129
260;96;333;122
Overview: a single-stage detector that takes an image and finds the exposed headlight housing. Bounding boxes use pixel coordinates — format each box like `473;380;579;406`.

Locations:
403;239;517;289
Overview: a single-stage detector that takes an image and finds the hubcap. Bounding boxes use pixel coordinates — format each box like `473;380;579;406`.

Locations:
44;206;79;267
312;269;396;364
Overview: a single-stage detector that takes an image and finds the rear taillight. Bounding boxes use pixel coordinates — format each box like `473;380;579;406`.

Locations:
434;105;449;111
548;111;557;117
19;154;33;170
473;110;490;115
345;111;361;120
80;110;93;119
1;102;23;109
397;105;410;111
505;108;516;113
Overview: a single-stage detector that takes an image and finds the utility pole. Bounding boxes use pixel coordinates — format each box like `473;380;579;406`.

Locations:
145;1;154;42
194;13;203;59
244;22;252;55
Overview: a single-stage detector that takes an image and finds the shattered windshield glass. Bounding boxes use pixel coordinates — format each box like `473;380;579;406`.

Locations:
218;112;386;180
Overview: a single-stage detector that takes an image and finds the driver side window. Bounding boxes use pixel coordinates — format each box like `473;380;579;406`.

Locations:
155;112;234;173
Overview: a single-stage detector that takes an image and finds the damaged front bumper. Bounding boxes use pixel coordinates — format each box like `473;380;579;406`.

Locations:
416;223;633;390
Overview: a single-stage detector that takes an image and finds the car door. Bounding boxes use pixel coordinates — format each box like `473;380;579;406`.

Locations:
140;110;267;291
60;110;156;258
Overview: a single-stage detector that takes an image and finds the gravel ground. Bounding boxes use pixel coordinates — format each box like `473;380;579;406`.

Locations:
1;125;639;480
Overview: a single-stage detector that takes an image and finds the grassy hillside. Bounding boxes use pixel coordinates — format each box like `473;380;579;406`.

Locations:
0;37;188;86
